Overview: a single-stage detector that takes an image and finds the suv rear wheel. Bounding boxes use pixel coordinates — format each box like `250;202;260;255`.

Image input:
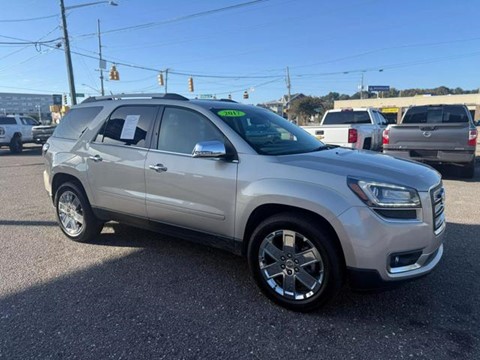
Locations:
55;182;103;242
248;213;343;312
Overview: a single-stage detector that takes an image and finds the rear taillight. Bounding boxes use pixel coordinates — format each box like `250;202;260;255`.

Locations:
348;128;357;143
468;129;477;146
382;129;389;145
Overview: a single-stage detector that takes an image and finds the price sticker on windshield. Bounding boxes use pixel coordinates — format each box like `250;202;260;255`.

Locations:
217;110;246;117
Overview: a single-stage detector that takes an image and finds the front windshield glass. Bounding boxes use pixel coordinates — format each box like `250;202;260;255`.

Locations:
212;107;324;155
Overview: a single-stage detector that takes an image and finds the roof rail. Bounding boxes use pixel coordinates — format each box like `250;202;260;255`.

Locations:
193;98;238;103
82;93;188;103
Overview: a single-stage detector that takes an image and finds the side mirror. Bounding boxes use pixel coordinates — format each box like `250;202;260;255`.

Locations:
475;120;480;127
192;140;226;158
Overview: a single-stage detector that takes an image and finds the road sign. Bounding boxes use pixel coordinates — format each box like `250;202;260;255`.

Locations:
52;94;62;105
76;93;85;98
368;85;390;92
199;94;214;99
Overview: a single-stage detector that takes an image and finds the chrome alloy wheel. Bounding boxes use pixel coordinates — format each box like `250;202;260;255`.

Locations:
58;190;84;237
258;230;324;300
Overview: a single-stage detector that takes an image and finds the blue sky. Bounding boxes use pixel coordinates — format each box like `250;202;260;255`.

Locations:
1;0;480;104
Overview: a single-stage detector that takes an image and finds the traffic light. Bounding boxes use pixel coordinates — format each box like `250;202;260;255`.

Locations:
109;64;119;81
188;77;194;92
157;72;164;86
243;90;249;99
228;94;232;100
63;94;67;104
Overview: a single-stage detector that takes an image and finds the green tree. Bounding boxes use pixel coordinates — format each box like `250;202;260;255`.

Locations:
290;96;325;125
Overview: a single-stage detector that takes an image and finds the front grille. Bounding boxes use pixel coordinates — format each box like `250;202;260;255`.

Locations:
431;184;445;235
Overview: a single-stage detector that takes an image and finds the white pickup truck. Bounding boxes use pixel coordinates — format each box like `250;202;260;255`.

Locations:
0;115;39;153
302;108;389;150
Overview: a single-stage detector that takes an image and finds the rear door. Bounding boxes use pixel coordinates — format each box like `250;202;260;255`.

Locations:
86;105;160;217
20;117;37;141
145;106;238;238
390;105;472;149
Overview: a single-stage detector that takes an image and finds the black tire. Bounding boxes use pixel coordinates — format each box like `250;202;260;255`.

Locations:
55;182;103;242
247;213;344;312
461;160;475;179
9;136;23;153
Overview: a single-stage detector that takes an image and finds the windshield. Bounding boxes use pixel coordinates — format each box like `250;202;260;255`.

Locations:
212;107;324;155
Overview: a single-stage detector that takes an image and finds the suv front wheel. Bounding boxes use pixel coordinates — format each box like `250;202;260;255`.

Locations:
55;182;103;242
248;213;343;312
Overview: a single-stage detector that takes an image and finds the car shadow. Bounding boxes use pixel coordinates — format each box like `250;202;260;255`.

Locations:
0;221;478;359
429;162;480;183
0;145;42;156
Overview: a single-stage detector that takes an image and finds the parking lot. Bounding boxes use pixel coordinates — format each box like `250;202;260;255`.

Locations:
0;145;479;359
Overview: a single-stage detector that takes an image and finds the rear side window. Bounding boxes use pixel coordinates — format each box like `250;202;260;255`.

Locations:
96;106;157;148
0;117;16;125
322;111;371;125
403;106;470;124
53;107;103;139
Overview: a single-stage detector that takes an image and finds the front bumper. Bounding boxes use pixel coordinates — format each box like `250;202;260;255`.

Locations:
331;186;445;285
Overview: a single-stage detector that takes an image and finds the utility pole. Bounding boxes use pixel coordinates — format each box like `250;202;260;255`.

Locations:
59;0;77;105
97;19;105;96
165;68;169;93
286;66;291;120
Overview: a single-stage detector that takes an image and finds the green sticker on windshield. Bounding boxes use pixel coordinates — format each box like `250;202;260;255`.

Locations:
217;110;246;117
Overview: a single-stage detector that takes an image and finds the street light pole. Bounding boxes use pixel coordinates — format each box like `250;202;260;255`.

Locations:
59;0;77;105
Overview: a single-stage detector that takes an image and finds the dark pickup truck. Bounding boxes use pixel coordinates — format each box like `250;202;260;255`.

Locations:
383;104;478;178
32;124;56;144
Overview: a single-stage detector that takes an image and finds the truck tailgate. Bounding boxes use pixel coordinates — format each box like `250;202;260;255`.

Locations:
311;125;350;145
388;123;470;150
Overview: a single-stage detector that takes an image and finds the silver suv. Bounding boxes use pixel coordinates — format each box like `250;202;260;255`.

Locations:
43;94;445;311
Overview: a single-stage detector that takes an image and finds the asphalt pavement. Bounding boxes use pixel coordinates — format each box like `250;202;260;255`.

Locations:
0;145;479;359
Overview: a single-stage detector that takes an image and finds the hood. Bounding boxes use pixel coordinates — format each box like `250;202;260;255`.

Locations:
279;147;441;192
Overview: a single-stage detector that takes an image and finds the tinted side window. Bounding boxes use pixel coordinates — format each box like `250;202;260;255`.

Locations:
97;106;157;148
158;107;224;154
53;107;103;139
21;117;38;125
323;111;371;125
0;117;16;125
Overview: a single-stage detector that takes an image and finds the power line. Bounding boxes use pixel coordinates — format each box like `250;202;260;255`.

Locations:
0;14;58;23
75;0;269;38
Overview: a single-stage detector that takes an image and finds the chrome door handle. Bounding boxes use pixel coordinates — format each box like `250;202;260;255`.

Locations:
149;164;168;173
89;155;103;162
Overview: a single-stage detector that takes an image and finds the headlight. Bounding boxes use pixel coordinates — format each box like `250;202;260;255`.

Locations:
347;177;421;208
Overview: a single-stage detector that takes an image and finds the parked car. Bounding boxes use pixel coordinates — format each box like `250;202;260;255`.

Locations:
302;108;388;150
32;124;57;144
383;104;478;178
43;94;445;311
0;115;39;153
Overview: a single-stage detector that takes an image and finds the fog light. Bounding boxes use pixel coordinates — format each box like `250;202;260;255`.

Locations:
389;251;422;268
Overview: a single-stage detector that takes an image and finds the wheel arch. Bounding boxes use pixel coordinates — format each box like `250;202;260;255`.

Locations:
242;204;346;270
51;173;89;204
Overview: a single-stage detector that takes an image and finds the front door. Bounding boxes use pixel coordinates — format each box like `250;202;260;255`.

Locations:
145;106;238;239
